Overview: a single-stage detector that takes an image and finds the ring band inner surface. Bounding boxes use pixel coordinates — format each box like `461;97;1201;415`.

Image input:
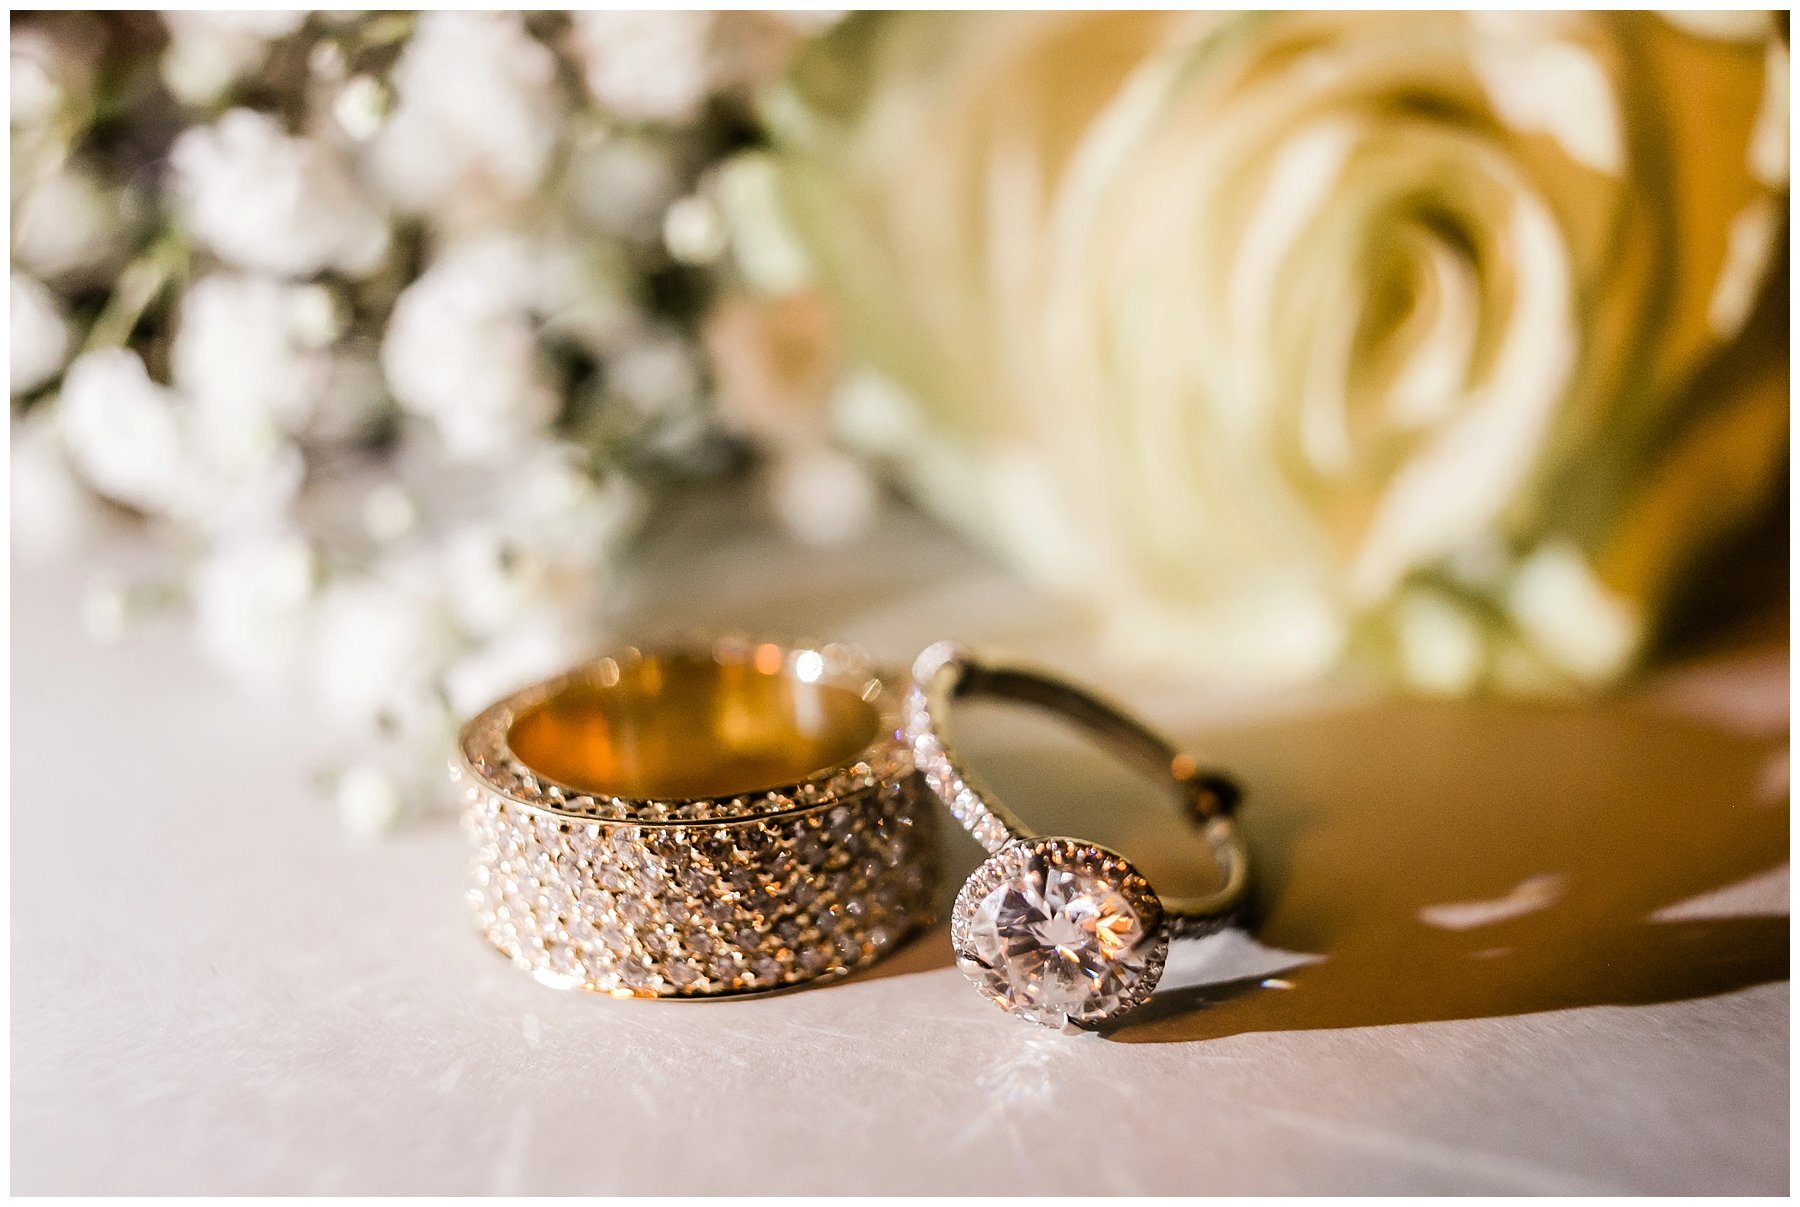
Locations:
937;658;1245;912
507;651;881;799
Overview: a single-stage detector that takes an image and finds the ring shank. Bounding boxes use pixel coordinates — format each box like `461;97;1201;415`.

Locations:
914;644;1250;924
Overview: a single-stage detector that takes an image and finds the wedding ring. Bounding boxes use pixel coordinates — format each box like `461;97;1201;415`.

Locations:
454;639;938;998
903;640;1250;1032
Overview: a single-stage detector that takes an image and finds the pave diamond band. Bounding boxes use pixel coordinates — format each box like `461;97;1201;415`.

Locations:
455;640;939;998
905;641;1251;1030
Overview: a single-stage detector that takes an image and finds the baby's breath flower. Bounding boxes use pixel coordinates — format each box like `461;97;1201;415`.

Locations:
10;273;71;396
171;109;388;278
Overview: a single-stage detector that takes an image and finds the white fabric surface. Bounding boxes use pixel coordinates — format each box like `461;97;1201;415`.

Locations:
12;493;1788;1193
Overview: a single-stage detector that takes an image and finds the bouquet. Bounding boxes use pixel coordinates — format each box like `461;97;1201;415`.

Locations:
10;11;852;833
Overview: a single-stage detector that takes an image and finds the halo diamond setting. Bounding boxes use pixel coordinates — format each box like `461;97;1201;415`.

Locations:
951;837;1169;1031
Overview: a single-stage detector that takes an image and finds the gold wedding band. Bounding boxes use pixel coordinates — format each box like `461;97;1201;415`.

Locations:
454;639;938;997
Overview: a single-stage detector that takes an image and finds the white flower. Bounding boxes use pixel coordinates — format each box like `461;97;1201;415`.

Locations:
171;108;388;278
164;332;309;541
310;575;452;730
335;762;404;842
11;15;103;193
777;12;1790;691
512;448;643;557
12;27;79;129
55;346;305;535
11;406;105;559
439;448;639;637
609;327;703;417
160;12;305;106
712;153;814;293
381;236;559;461
662;194;727;265
173;272;383;442
12;161;133;286
563;128;683;242
10;273;72;395
570;12;714;124
189;533;316;686
56;349;185;514
367;12;562;225
769;446;879;548
10;16;99;138
529;225;641;356
438;524;543;639
1473;14;1623;173
179;426;307;542
360;482;419;544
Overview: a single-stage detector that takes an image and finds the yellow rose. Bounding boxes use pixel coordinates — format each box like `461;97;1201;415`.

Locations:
770;12;1787;691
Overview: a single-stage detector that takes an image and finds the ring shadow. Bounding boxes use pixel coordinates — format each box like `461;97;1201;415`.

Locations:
1106;690;1789;1043
850;685;1789;1041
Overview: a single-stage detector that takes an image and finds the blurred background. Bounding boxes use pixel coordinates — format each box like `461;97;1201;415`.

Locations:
9;11;1789;834
8;11;1791;1195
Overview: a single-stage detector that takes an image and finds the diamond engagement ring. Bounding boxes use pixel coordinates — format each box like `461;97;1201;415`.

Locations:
455;639;938;997
903;641;1251;1032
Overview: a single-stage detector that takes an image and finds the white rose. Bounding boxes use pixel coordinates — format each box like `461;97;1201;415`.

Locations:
569;12;714;124
775;12;1788;691
380;236;559;462
10;272;72;395
367;12;562;227
171;108;388;278
160;12;305;106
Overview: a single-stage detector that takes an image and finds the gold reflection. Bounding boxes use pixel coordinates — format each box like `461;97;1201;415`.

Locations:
506;650;881;799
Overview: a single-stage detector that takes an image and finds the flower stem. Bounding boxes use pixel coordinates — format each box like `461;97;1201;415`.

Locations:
79;234;187;354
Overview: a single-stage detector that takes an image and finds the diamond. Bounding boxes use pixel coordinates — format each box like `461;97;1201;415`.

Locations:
954;839;1166;1030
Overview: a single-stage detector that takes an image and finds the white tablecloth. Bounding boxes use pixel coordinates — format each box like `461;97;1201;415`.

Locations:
13;491;1788;1193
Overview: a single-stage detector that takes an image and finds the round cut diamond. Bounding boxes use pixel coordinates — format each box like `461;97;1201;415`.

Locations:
957;841;1164;1029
